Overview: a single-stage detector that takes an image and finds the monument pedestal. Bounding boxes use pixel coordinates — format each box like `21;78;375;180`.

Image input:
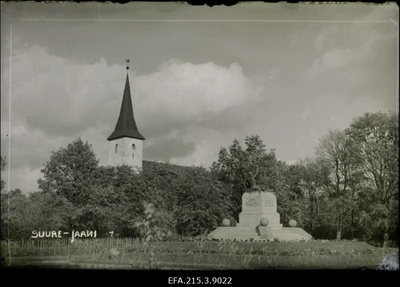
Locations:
238;213;282;229
237;191;282;229
208;191;312;242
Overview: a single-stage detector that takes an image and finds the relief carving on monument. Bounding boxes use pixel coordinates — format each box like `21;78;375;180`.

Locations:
264;198;274;208
245;198;259;208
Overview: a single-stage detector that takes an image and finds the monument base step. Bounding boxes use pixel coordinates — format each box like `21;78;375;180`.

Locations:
272;228;312;241
207;227;312;242
238;212;282;229
237;223;283;229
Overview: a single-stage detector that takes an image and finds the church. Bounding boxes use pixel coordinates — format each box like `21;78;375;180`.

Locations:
107;62;145;172
107;61;189;174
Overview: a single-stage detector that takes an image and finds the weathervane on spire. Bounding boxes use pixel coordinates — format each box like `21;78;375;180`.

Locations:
126;59;130;70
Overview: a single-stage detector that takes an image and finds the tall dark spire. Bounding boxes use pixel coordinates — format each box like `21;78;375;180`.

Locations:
107;72;145;141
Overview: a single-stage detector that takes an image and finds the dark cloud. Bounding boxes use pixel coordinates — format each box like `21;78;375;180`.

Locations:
140;116;191;140
145;137;196;162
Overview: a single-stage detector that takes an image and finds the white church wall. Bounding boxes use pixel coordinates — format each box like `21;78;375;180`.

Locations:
108;137;143;171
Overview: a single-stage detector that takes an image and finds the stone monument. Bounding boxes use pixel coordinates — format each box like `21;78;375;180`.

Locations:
238;191;282;230
208;190;312;241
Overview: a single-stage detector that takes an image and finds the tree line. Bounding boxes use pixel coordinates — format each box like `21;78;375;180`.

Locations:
1;111;398;246
0;140;234;241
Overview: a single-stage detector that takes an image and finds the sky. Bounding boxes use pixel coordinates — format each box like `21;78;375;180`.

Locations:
1;2;398;193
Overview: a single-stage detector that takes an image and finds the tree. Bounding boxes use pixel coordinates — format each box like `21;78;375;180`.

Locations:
28;191;74;231
296;158;330;235
273;161;304;226
315;129;360;240
1;156;6;191
38;137;99;206
174;167;234;236
93;163;178;238
211;135;279;218
134;202;171;242
1;189;34;240
345;112;398;247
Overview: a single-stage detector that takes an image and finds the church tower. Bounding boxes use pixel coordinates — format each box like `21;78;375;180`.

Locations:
107;60;145;171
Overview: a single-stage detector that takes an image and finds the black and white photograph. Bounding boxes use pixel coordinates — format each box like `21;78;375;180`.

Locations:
1;1;398;276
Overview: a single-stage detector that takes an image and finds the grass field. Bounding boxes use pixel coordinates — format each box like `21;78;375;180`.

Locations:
1;238;398;270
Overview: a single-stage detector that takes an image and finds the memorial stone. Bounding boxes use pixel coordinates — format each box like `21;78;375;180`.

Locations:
208;190;312;241
237;191;283;229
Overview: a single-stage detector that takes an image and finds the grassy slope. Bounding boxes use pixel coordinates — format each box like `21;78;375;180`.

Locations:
2;240;398;270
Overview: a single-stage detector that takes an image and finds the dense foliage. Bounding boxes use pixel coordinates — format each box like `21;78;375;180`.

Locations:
0;156;6;192
1;112;398;246
1;140;233;239
211;112;398;246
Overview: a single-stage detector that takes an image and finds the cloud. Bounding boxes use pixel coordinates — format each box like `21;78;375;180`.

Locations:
133;61;263;167
168;128;241;168
134;61;253;120
145;137;196;162
305;46;365;78
302;104;311;121
9;167;42;193
303;20;397;113
8;45;124;137
1;45;262;192
306;20;396;79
